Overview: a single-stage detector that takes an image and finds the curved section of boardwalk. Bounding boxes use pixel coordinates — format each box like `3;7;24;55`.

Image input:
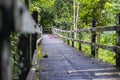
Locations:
40;34;120;80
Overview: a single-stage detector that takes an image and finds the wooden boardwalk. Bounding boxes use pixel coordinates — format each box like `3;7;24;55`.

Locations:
40;34;120;80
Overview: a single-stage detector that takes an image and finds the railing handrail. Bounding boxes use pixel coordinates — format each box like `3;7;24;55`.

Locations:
36;25;43;45
53;27;119;52
52;25;120;33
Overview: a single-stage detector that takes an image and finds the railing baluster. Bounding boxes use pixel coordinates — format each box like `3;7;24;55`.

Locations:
116;13;120;69
72;31;74;47
18;34;31;80
79;29;82;50
63;30;65;42
91;19;96;56
32;11;38;57
0;1;15;79
68;32;70;45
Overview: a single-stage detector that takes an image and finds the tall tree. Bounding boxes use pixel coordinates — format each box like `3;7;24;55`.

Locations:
54;0;73;28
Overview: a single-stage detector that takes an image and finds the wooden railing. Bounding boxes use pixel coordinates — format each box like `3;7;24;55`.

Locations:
36;25;43;45
52;15;120;69
0;0;42;80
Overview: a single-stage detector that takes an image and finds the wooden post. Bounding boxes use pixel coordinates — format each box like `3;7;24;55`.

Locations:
66;24;70;45
68;32;70;45
72;32;74;47
64;31;66;43
65;32;68;43
0;2;14;80
18;0;31;79
32;11;38;57
91;19;96;56
32;11;38;23
116;14;120;69
79;29;81;50
0;42;2;80
18;34;31;80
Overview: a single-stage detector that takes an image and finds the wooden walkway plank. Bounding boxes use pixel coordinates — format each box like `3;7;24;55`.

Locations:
40;34;120;80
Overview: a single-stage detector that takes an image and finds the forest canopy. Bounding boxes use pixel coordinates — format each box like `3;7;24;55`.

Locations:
30;0;120;29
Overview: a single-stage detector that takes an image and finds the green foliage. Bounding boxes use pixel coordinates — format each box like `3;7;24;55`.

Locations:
98;48;116;64
77;0;120;27
100;32;116;46
9;33;19;80
30;2;41;13
81;44;91;56
37;46;42;60
54;0;73;28
30;0;54;28
78;0;107;27
81;32;91;42
98;32;116;64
